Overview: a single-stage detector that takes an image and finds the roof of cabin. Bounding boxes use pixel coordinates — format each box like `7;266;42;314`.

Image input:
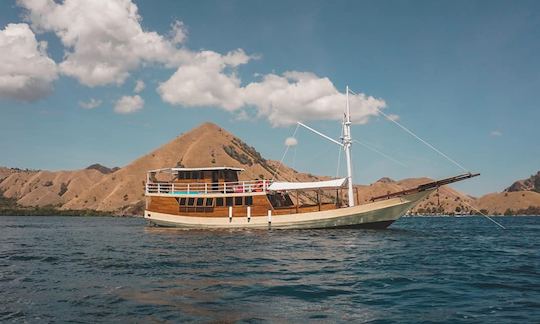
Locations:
148;167;244;173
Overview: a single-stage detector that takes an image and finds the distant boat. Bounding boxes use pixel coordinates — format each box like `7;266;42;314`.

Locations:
144;87;478;229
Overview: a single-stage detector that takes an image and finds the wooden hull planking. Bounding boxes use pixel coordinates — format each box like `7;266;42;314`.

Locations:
143;190;433;229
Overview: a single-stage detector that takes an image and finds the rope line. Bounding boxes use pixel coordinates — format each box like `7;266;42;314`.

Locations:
353;139;407;167
459;198;506;229
348;88;469;173
272;124;299;181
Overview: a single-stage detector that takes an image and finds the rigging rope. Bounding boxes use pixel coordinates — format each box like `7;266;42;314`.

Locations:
272;124;299;181
348;88;469;173
444;189;506;229
352;139;407;167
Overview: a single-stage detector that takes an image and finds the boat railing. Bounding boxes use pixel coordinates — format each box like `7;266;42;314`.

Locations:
145;179;272;195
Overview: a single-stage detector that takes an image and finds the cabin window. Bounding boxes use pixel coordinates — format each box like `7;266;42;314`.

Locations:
267;193;294;208
245;196;253;206
179;198;187;205
235;197;243;206
224;170;238;182
205;198;214;206
196;198;204;206
226;197;234;206
216;197;224;206
187;198;195;206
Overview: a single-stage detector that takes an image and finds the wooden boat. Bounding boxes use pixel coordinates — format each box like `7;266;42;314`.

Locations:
143;86;478;229
143;168;477;229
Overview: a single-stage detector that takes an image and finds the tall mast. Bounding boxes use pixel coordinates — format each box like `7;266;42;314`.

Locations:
344;86;355;207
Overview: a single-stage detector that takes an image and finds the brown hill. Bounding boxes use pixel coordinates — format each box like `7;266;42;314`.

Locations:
0;167;19;182
476;191;540;214
86;163;119;174
504;171;540;193
0;169;106;207
61;122;323;214
2;122;538;216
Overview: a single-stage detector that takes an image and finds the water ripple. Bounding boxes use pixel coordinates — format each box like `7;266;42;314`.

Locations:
0;215;539;323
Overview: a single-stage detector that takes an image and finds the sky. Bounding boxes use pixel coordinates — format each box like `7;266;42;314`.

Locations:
0;0;539;197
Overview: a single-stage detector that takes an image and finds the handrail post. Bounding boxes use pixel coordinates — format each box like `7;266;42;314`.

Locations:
187;183;190;194
157;183;161;194
205;183;208;194
223;182;226;194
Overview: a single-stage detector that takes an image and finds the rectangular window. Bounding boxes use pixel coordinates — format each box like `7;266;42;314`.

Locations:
235;197;243;206
179;198;187;205
205;198;214;206
216;197;224;206
187;198;195;206
226;197;233;206
196;198;204;206
245;196;253;206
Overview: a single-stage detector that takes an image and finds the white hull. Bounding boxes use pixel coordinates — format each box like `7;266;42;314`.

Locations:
144;190;433;229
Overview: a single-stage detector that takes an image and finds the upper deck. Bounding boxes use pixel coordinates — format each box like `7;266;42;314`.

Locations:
145;167;271;197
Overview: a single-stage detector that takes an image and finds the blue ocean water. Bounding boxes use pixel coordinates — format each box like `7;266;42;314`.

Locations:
0;216;539;323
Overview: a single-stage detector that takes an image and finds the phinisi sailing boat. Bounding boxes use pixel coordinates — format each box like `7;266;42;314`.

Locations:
143;87;478;229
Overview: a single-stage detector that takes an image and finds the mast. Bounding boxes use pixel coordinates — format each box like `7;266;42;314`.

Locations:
344;86;355;207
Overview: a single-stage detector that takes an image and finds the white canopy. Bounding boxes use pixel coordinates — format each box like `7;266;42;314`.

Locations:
268;178;348;191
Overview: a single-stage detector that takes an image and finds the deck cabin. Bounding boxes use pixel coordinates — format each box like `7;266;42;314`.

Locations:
144;167;348;219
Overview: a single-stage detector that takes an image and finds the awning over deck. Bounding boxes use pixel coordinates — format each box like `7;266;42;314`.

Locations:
268;178;347;191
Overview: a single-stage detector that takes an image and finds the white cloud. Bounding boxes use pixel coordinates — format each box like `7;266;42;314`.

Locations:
79;98;102;109
170;20;187;45
134;79;145;93
158;49;250;110
18;0;186;87
490;130;502;137
15;0;387;126
114;95;143;114
243;71;385;126
159;61;386;127
285;137;298;146
0;23;57;101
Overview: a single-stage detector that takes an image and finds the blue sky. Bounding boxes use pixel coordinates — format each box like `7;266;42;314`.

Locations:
1;0;539;196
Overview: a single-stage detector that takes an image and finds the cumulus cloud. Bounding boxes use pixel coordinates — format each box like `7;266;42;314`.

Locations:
158;49;250;110
114;95;143;114
18;0;187;87
0;23;57;101
134;79;145;93
170;20;187;45
159;59;386;126
14;0;387;125
285;137;298;146
79;98;102;109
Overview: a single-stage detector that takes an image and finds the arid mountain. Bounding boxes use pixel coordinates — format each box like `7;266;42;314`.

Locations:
475;191;540;214
62;122;323;214
86;163;120;174
0;169;106;208
1;122;539;215
504;171;540;193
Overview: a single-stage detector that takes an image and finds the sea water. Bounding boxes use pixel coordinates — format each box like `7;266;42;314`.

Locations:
1;216;539;323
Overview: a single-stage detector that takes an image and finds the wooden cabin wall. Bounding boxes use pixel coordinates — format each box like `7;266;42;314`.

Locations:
148;195;272;217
